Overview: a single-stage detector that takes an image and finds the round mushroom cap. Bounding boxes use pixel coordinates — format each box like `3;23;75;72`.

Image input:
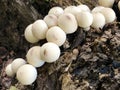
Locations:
48;7;64;17
64;6;81;16
24;24;39;43
91;6;104;13
11;58;26;73
17;64;37;85
100;8;116;23
76;11;93;28
98;0;115;7
58;13;78;34
26;46;45;67
32;20;48;40
40;42;60;63
77;4;90;12
91;12;105;29
83;27;90;31
46;26;66;46
5;64;15;77
44;14;58;28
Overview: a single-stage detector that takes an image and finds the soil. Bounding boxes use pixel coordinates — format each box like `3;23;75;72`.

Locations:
0;0;120;90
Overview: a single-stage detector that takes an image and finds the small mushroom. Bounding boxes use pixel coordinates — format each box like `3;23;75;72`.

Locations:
5;64;15;77
11;58;26;73
26;46;45;67
91;12;105;29
76;11;93;30
98;0;115;7
17;64;37;85
46;26;66;46
100;8;116;23
91;6;105;13
40;42;60;63
83;27;90;31
77;4;90;12
44;14;58;28
48;7;64;17
32;20;48;40
58;13;78;34
64;6;81;16
24;24;39;43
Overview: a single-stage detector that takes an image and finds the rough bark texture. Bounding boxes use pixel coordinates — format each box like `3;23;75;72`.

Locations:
0;0;120;90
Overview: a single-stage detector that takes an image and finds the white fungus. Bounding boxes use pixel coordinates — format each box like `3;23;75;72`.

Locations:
58;13;78;34
40;42;60;63
64;6;81;16
44;14;58;28
48;6;64;17
77;4;90;12
76;11;93;29
46;26;66;46
11;58;26;73
91;12;105;29
24;24;39;43
100;8;116;23
26;46;45;67
32;20;48;40
17;64;37;85
91;6;104;13
5;64;15;77
118;1;120;11
83;27;90;31
98;0;115;8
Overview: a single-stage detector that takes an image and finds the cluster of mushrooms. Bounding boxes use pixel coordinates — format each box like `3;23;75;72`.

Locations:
5;0;120;86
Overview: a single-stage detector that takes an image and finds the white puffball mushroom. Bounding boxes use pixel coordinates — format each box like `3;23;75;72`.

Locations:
91;12;105;29
48;7;64;17
40;42;60;63
17;64;37;85
77;4;90;12
100;8;116;23
91;6;104;13
83;27;90;31
58;13;78;34
64;6;81;16
46;26;66;46
5;64;15;77
11;58;26;73
26;46;45;67
118;1;120;11
24;24;39;43
98;0;115;8
76;11;93;29
44;14;58;28
32;20;48;40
